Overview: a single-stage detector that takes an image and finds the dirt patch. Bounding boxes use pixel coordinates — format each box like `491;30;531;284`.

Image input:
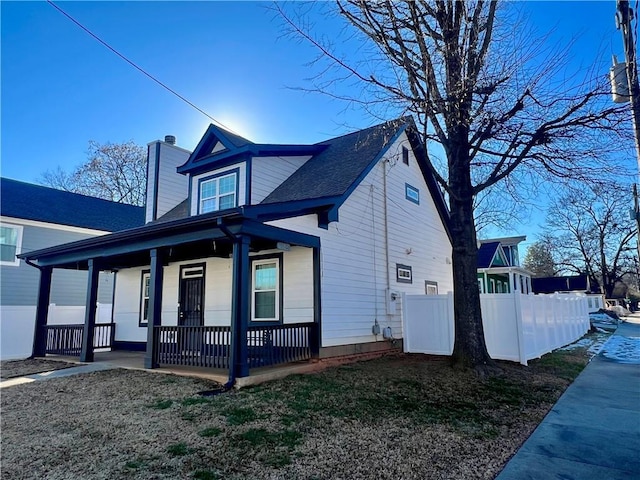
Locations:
1;347;589;480
1;358;77;380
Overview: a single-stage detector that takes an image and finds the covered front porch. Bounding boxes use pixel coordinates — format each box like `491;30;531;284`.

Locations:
21;210;322;385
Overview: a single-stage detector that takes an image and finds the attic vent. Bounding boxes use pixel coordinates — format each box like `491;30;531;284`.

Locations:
164;135;176;145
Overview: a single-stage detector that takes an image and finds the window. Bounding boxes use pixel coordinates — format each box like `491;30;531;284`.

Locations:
402;146;409;165
396;264;412;284
252;256;282;322
405;184;420;204
425;281;438;295
0;224;23;266
140;270;150;326
199;171;237;214
490;279;496;294
478;279;484;293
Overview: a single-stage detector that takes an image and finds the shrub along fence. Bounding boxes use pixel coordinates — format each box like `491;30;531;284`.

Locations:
402;291;590;365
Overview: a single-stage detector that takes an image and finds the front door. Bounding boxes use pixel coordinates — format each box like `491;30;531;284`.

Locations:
179;265;204;352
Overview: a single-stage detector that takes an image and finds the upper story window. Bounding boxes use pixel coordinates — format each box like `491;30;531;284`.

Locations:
199;171;237;214
402;146;409;165
0;224;23;266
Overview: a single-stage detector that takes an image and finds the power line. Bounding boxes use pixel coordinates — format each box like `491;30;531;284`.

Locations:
46;0;238;134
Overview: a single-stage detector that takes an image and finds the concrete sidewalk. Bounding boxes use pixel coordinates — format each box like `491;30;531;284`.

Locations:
496;318;640;480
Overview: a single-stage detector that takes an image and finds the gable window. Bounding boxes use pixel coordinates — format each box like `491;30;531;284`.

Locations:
396;264;412;284
0;224;23;266
199;171;237;214
251;255;282;322
425;281;438;295
402;146;409;165
140;270;151;326
405;184;420;205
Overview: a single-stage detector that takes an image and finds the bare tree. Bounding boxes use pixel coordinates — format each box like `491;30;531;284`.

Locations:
544;185;637;298
277;1;632;370
523;238;558;278
40;140;147;206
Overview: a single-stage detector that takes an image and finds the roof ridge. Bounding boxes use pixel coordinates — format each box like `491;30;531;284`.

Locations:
313;117;407;146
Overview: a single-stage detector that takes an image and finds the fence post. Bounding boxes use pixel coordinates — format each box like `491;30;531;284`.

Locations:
447;291;455;355
401;293;408;352
513;291;527;366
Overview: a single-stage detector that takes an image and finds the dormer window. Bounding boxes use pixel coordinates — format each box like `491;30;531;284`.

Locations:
199;171;238;214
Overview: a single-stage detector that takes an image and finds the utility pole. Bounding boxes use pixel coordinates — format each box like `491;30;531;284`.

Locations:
615;0;640;262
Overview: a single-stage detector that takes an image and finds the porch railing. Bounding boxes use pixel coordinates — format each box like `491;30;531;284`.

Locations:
153;323;318;370
45;323;115;356
155;326;232;369
247;323;315;368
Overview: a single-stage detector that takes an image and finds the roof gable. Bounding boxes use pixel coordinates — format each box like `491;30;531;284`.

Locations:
477;241;509;268
177;124;254;174
1;178;145;232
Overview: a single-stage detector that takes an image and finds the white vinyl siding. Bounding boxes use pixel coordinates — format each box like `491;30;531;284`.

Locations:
269;132;453;347
112;249;314;342
251;156;312;204
145;141;190;223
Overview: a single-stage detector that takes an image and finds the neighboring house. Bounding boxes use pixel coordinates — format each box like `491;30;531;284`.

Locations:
477;236;532;294
0;178;145;359
20;118;454;383
531;274;598;295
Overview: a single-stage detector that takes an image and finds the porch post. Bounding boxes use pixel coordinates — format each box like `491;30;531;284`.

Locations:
80;259;99;362
32;266;53;357
230;235;251;379
145;248;165;369
310;246;321;357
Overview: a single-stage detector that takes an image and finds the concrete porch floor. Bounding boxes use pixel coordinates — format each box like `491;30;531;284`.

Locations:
44;350;325;388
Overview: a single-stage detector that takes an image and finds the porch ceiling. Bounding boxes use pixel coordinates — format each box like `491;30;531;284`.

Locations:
20;213;320;271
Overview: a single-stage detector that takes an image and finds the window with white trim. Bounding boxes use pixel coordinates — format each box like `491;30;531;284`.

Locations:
199;172;237;214
252;258;280;321
140;271;150;326
396;264;412;284
425;281;438;295
0;224;23;266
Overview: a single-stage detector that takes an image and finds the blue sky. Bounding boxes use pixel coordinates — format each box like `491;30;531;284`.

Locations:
0;1;628;239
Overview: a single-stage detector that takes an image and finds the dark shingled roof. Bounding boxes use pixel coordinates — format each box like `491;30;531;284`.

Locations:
262;119;404;204
153;199;189;223
477;241;501;268
1;178;145;232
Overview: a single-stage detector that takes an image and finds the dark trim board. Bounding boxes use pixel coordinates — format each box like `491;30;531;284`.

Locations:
153;141;161;221
113;341;147;352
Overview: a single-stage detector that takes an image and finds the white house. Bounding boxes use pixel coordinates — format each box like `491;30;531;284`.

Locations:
20;117;453;383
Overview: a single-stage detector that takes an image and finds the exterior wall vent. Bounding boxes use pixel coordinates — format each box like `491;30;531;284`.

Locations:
164;135;176;145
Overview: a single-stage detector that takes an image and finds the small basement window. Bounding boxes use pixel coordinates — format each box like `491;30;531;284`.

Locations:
405;184;420;204
396;264;412;284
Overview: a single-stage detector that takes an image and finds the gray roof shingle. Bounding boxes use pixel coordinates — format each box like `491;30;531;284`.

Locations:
262;119;405;204
1;178;145;232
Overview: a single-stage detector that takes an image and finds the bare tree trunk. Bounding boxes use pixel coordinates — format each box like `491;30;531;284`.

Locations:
449;193;493;369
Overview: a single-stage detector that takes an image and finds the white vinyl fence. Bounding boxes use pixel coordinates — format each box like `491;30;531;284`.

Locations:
0;304;112;360
402;291;590;365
